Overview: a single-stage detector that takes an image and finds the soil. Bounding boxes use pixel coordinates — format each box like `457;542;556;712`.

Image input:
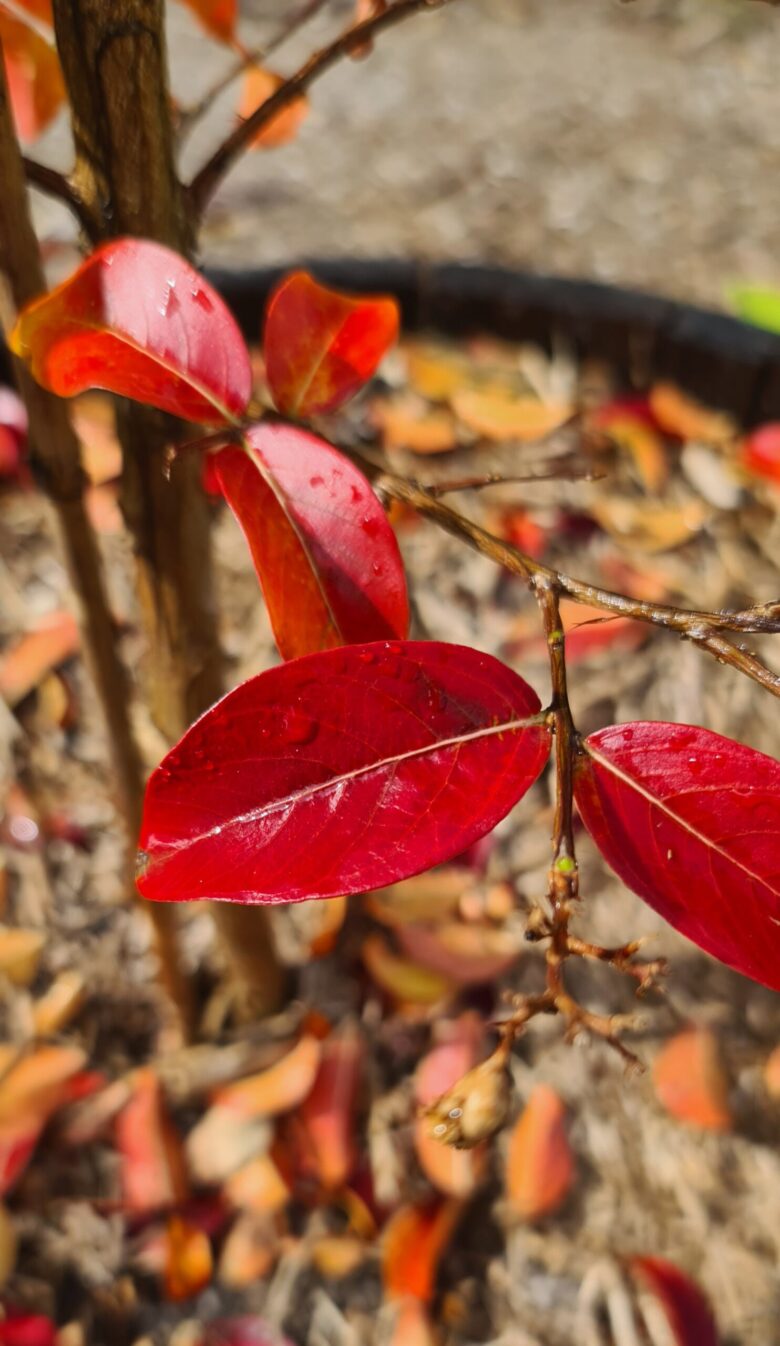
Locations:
5;1;780;1343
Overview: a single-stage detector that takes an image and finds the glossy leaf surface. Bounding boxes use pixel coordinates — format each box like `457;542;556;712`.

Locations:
575;723;780;990
264;271;399;417
629;1256;719;1346
214;425;409;659
10;240;251;423
137;641;549;904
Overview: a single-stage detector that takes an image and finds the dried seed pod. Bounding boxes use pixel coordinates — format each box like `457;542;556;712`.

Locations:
421;1043;511;1149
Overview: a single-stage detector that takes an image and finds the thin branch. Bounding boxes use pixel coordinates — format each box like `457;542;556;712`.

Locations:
178;0;333;141
367;465;780;652
21;157;98;237
188;0;459;216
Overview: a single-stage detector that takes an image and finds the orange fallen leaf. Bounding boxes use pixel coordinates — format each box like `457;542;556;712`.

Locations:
362;933;456;1007
385;1300;439;1346
0;1044;87;1194
598;413;669;494
238;67;310;150
115;1068;188;1213
216;1034;321;1118
589;497;710;552
0;927;44;987
397;921;521;987
370;393;458;455
649;382;735;445
763;1044;780;1099
33;970;87;1037
0;611;79;707
452;387;572;442
164;1215;213;1302
72;393;122;484
0;9;64;142
652;1027;731;1131
506;1084;574;1221
218;1213;279;1288
299;1019;363;1191
310;1234;367;1279
382;1199;461;1303
225;1153;289;1215
404;341;473;402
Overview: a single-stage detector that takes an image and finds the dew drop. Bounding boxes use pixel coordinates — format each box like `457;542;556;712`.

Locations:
361;515;380;538
371;562;383;577
358;649;376;665
350;484;363;504
280;708;318;746
310;474;325;488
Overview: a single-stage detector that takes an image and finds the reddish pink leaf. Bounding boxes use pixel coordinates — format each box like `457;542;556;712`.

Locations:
9;240;251;424
114;1068;188;1213
0;1316;56;1346
213;425;409;658
506;1084;574;1222
741;422;780;484
0;388;28;479
137;641;549;905
264;271;399;417
414;1014;487;1197
299;1020;363;1190
574;723;780;990
629;1256;719;1346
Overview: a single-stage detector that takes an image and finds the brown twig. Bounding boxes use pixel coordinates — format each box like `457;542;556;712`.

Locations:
21;156;99;238
177;0;333;141
188;0;460;216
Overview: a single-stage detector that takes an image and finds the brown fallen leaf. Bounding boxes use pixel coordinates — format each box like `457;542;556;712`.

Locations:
649;382;736;445
362;933;456;1007
396;920;521;987
506;1084;574;1221
452;387;572;442
310;1234;367;1279
652;1027;732;1131
590;497;710;552
365;869;467;927
0;926;44;987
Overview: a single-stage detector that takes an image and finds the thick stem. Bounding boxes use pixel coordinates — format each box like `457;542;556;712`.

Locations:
0;45;194;1035
49;0;285;1019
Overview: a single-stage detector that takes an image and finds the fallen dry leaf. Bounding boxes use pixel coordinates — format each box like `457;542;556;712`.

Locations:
506;1084;574;1221
362;933;456;1007
414;1014;486;1197
371;393;458;455
310;1234;367;1279
238;67;309;150
218;1213;279;1288
649;382;735;445
164;1215;213;1302
225;1153;289;1215
0;612;79;708
32;971;86;1037
0;927;44;987
652;1027;732;1131
215;1034;321;1119
115;1068;188;1213
382;1199;461;1303
452;387;571;442
299;1020;363;1191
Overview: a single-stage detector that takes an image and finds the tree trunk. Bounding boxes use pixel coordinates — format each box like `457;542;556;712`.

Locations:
50;0;285;1018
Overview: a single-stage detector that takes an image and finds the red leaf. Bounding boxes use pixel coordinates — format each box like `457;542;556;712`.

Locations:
0;388;28;479
213;425;409;658
0;10;63;143
506;1084;574;1221
238;67;309;149
574;723;780;990
264;271;399;417
9;240;251;424
0;1045;87;1195
0;1316;56;1346
741;422;780;484
176;0;236;43
629;1255;719;1346
136;642;549;904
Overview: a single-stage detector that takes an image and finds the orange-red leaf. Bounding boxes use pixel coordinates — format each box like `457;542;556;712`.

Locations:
164;1215;213;1302
264;271;399;417
176;0;236;43
238;67;309;149
652;1027;731;1131
382;1200;461;1303
299;1020;363;1191
629;1255;719;1346
764;1044;780;1099
506;1084;574;1221
10;239;251;424
741;422;780;484
213;426;409;659
648;383;735;445
0;1044;87;1194
0;9;64;143
216;1035;322;1119
115;1068;188;1213
414;1015;486;1198
0;610;79;708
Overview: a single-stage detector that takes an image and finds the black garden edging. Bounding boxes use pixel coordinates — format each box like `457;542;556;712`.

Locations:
206;258;780;428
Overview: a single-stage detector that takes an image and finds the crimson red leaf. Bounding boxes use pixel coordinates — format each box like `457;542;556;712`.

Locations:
9;240;251;424
574;723;780;990
214;425;409;658
0;1317;56;1346
629;1256;719;1346
264;271;399;417
136;642;549;904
